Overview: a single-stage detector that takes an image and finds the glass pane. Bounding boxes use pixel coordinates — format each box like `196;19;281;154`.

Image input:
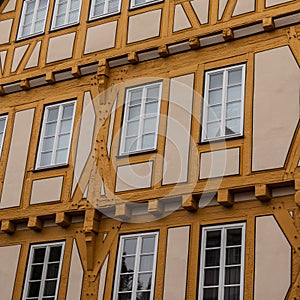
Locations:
69;11;78;23
225;266;240;285
126;121;139;136
121;257;135;273
136;291;151;300
46;263;60;279
141;236;155;253
209;73;223;89
207;105;221;122
226;247;241;265
137;273;152;290
42;137;54;151
205;249;220;267
55;15;65;26
206;230;221;248
22;24;31;36
226;228;242;246
143;118;156;133
227;85;242;102
62;105;74;119
45;123;57;136
0;119;6;131
43;280;57;296
146;86;160;101
129;89;142;105
36;9;46;20
123;238;137;255
145;102;158;115
228;69;242;85
224;286;240;300
208;89;222;105
58;134;70;148
206;121;221;139
124;136;137;153
139;255;154;272
60;119;72;134
57;2;67;15
39;0;48;8
128;105;141;120
119;274;133;291
226;101;241;118
203;287;218;300
27;1;35;12
94;2;104;16
27;281;41;297
49;246;62;262
55;149;68;164
34;20;44;32
33;248;46;263
118;293;132;300
70;0;80;10
225;119;240;135
108;0;119;12
30;265;43;280
142;133;155;149
40;152;52;166
204;268;219;286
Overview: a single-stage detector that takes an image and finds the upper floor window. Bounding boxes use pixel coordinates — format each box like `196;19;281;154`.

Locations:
89;0;121;20
198;223;246;300
18;0;50;39
0;115;7;157
22;241;65;300
113;232;159;300
130;0;162;9
120;82;162;156
51;0;82;29
201;64;246;142
36;100;76;169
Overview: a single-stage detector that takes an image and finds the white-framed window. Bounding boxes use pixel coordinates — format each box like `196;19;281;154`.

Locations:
120;82;162;155
89;0;121;20
51;0;82;29
130;0;162;9
201;64;246;142
22;241;65;300
0;115;8;157
198;223;246;300
17;0;50;39
36;100;76;169
113;232;159;300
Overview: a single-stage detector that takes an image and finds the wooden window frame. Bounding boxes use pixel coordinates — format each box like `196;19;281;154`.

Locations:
89;0;122;20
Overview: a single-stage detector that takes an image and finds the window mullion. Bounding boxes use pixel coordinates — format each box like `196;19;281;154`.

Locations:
38;246;49;299
221;70;228;137
65;0;71;24
52;106;62;165
30;0;39;34
132;236;142;300
104;0;109;14
219;227;226;300
138;87;147;151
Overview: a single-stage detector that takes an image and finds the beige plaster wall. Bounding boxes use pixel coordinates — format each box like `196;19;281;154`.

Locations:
0;19;13;45
173;5;191;32
25;41;41;69
163;226;190;300
0;50;7;73
11;44;29;72
218;0;229;19
97;254;109;300
163;74;194;185
254;215;291;300
266;0;294;7
252;46;300;171
233;0;255;16
2;0;17;13
190;0;209;24
30;176;63;204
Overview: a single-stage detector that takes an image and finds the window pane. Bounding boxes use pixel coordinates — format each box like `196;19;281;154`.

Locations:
128;106;141;120
108;0;119;12
224;286;240;300
208;89;222;105
55;149;68;164
123;238;137;255
0;119;6;131
45;123;57;136
145;102;158;115
126;121;139;136
136;291;151;300
71;0;80;10
43;280;57;296
121;257;135;273
124;137;137;153
69;11;78;23
42;137;54;151
27;281;41;297
55;15;65;26
129;89;142;105
203;287;218;300
139;255;154;272
118;293;132;300
146;86;159;101
227;85;242;102
204;268;219;286
141;236;155;253
119;274;133;291
228;69;242;85
209;73;223;89
143;118;156;133
30;265;43;280
225;266;240;285
225;119;240;135
226;228;242;246
40;152;52;166
58;134;70;148
33;248;46;263
46;263;60;279
207;105;221;122
62;105;74;119
206;231;221;248
205;249;220;267
94;2;104;15
142;133;155;149
137;273;152;290
226;101;241;118
226;247;241;265
60;119;72;134
57;2;67;15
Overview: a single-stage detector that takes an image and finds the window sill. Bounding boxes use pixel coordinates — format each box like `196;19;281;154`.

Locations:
116;148;157;159
199;134;244;145
33;163;69;173
129;0;164;11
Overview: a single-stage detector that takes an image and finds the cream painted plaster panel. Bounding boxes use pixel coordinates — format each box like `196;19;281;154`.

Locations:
199;148;240;179
97;254;109;300
25;41;41;69
85;21;117;54
0;245;21;299
233;0;255;16
47;32;76;63
163;74;194;185
0;50;7;73
66;240;84;300
163;226;190;300
11;44;29;72
190;0;209;24
254;216;291;300
30;176;64;204
115;161;153;192
173;4;191;32
0;19;13;45
71;92;95;197
0;109;35;209
218;0;229;20
266;0;293;7
2;0;17;12
252;46;300;171
107;96;117;157
127;10;161;43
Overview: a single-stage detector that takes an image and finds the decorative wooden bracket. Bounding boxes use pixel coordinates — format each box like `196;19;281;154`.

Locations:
128;52;139;64
1;220;16;234
55;212;71;227
28;216;43;231
262;17;275;31
158;45;169;57
182;194;199;212
189;37;200;49
217;189;234;207
255;184;271;202
223;28;234;41
148;200;164;216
